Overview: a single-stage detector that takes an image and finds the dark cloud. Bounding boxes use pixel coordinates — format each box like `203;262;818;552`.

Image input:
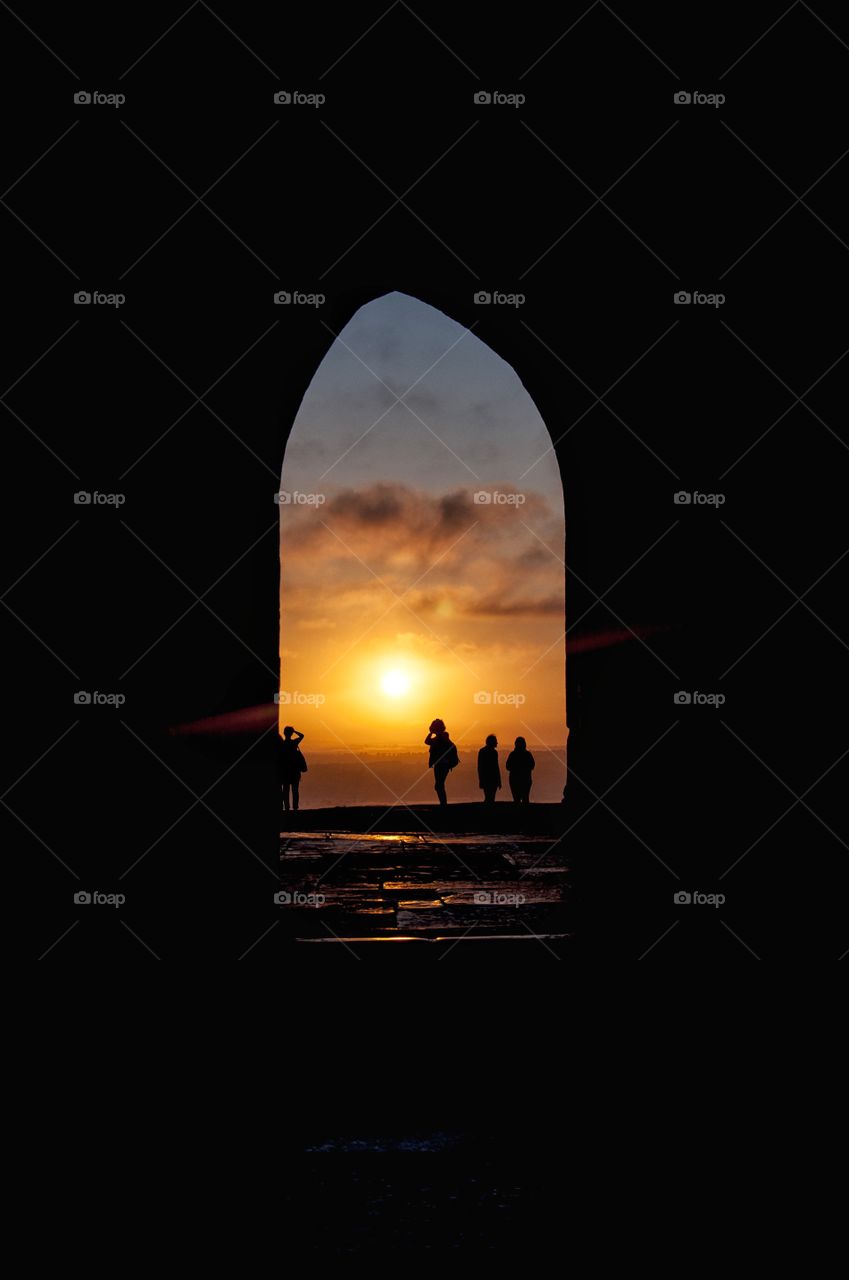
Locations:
464;594;564;618
287;480;556;539
285;484;480;550
282;482;564;627
437;489;476;533
329;484;404;526
515;545;555;569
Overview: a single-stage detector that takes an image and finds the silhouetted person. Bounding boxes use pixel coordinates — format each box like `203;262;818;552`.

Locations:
477;734;501;804
425;718;459;805
278;725;307;811
506;736;535;804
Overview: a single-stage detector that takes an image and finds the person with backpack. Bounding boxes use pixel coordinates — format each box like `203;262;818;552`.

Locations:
477;734;502;804
424;718;459;806
505;736;535;804
278;724;307;812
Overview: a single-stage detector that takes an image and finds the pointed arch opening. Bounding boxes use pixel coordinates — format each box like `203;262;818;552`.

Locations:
278;291;566;807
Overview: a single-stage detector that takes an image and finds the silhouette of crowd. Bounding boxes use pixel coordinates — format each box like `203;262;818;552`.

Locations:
425;719;535;806
279;717;537;810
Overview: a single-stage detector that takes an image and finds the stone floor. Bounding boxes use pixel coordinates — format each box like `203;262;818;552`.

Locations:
277;806;571;948
289;1130;559;1256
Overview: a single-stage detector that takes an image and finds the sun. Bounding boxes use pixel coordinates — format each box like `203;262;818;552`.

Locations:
381;670;410;697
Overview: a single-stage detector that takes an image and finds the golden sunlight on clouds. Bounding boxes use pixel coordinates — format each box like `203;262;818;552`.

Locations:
279;483;564;748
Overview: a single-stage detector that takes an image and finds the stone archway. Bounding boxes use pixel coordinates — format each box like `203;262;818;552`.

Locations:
278;290;567;807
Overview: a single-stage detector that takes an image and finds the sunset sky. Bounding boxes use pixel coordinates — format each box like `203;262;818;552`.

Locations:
279;292;566;755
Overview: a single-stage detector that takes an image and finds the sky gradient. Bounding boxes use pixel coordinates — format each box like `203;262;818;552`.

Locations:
279;292;566;769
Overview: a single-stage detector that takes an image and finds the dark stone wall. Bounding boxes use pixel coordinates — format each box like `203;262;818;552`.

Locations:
9;4;846;962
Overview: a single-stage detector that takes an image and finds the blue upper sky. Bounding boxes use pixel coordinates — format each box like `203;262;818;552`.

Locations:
283;291;563;504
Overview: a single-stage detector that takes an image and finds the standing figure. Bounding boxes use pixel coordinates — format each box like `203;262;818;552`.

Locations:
505;736;535;804
278;724;307;812
424;718;458;806
477;734;502;804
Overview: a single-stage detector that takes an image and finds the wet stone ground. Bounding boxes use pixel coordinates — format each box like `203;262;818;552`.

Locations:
276;828;571;947
290;1131;556;1256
